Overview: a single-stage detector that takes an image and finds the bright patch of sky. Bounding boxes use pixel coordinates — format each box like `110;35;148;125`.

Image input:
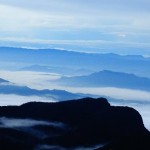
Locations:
0;0;150;54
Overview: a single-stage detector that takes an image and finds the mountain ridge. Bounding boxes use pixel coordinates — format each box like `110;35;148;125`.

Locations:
0;77;98;101
57;70;150;91
0;97;149;149
1;47;150;77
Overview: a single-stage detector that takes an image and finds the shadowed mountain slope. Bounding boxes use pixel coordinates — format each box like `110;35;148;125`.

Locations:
57;70;150;91
0;77;98;102
0;97;149;149
1;47;150;77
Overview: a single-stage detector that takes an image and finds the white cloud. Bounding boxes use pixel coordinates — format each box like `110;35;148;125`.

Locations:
0;70;61;89
0;117;64;128
65;87;150;102
0;0;149;49
0;70;150;130
1;70;150;102
0;0;149;31
117;33;126;38
0;0;150;15
0;94;54;106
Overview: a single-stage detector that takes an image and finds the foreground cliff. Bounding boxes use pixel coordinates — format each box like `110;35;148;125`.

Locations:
0;97;149;150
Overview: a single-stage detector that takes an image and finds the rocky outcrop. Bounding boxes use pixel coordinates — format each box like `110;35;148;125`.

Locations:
0;97;149;149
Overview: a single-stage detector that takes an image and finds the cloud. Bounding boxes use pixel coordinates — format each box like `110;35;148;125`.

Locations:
0;0;150;15
0;117;65;128
0;0;149;49
0;94;54;106
66;87;150;102
0;1;149;31
1;70;150;103
117;33;126;38
0;70;150;130
0;71;61;89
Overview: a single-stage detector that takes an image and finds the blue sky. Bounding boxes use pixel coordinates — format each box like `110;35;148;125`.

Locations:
0;0;150;54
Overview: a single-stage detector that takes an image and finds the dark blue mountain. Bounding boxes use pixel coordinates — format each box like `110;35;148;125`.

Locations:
57;70;150;91
1;47;150;77
0;83;84;101
19;64;93;75
0;78;98;101
0;98;149;150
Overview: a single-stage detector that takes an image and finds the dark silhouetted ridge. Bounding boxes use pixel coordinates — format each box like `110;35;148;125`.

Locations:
0;97;149;150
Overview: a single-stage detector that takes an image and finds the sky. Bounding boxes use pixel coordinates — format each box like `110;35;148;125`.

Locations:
0;0;150;54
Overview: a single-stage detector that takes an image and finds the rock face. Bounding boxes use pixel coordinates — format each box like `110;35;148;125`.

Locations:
0;97;149;150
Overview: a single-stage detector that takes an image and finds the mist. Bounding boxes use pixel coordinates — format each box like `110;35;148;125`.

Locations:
0;70;150;131
0;94;54;106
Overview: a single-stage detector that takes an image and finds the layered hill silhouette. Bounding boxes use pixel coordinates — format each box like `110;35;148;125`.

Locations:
0;97;149;150
0;78;97;101
0;84;80;101
57;70;150;91
19;64;93;76
1;47;150;77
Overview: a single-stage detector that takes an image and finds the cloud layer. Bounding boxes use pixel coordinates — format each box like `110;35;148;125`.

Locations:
0;0;150;53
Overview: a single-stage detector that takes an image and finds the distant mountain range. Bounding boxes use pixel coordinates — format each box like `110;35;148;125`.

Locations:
19;64;93;76
0;78;98;101
1;47;150;77
1;77;149;105
57;70;150;91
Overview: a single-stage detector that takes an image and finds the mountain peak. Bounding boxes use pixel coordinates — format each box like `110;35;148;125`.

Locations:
0;98;149;149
